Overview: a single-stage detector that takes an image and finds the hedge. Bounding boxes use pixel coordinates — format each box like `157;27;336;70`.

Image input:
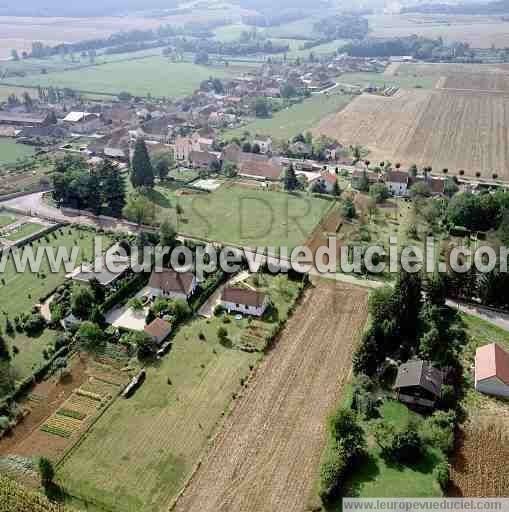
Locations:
101;272;150;313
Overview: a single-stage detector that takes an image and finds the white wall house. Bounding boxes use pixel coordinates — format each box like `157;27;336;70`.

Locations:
475;343;509;398
385;170;409;196
148;269;197;302
221;287;268;317
62;112;101;134
253;136;272;154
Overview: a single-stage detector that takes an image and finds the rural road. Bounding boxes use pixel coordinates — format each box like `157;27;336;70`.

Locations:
446;299;509;332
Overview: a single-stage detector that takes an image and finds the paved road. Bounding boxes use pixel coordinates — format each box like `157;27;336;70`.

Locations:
446;299;509;332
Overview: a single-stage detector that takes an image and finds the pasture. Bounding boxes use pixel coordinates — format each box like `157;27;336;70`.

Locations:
338;71;437;90
314;88;509;180
0;139;35;165
58;275;301;512
174;282;369;512
225;92;353;141
148;182;332;250
10;58;253;98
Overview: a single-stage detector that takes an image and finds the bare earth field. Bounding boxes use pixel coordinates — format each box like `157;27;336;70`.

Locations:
174;281;369;512
367;14;509;48
315;88;509;179
440;73;509;92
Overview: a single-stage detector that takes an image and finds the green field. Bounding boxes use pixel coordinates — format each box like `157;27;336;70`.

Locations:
0;139;35;165
10;58;254;98
148;182;332;249
337;71;438;90
0;227;113;319
225;92;353;141
58;275;301;512
3;222;45;242
0;214;17;228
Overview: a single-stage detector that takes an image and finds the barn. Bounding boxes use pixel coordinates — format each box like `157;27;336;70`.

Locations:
475;343;509;398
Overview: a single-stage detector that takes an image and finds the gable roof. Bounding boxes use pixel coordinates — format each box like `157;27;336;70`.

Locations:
476;343;509;385
63;112;97;123
238;157;282;180
222;287;267;308
0;111;50;125
386;170;409;185
149;269;195;296
189;150;218;166
394;360;443;397
144;318;172;341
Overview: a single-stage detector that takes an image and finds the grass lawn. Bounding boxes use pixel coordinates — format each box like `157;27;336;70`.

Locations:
147;182;333;249
337;71;438;90
58;275;301;512
224;92;353;141
0;214;17;228
7;329;58;382
0;139;35;165
168;167;200;183
0;227;113;319
10;58;254;98
339;400;444;502
2;222;45;242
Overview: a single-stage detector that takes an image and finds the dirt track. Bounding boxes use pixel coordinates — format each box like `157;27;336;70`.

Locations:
174;281;369;512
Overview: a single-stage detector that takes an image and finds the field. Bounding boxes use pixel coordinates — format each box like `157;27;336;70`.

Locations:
57;275;300;512
148;182;332;249
449;315;509;496
2;221;45;242
174;281;368;512
0;139;35;165
0;226;113;319
9;58;253;98
440;73;509;92
225;92;353;141
367;13;509;49
314;88;509;180
338;71;438;90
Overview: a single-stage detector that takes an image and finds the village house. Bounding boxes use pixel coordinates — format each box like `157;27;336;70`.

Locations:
221;287;269;317
174;132;214;162
253;135;272;154
238;155;282;181
385;170;410;196
289;141;312;157
148;269;197;302
144;318;172;345
475;343;509;398
0;111;54;128
188;150;220;170
310;172;338;194
62;111;102;134
352;169;380;190
394;360;443;408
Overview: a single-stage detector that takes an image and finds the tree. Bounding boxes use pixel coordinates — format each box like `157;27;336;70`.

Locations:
242;141;252;153
369;183;389;203
282;163;298;191
252;143;261;154
77;322;105;351
11;49;19;61
223;161;237;178
71;286;95;320
160;218;176;248
194;51;209;65
217;326;228;344
357;170;370;192
100;162;126;218
254;97;270;118
342;198;356;219
130;138;154;189
328;408;365;458
128;297;144;311
333;180;341;197
38;457;54;489
123;192;156;226
410;182;432;197
155;158;170;181
0;336;10;362
409;164;418;177
134;331;158;360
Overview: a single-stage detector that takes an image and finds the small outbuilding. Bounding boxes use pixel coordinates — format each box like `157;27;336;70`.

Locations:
394;360;443;408
220;287;268;317
144;318;172;345
475;343;509;398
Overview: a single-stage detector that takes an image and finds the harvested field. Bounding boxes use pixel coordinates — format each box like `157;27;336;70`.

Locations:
314;88;509;180
174;281;369;512
440;73;509;93
449;418;509;497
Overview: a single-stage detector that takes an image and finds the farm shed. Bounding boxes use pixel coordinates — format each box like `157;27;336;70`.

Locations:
394;360;443;408
475;343;509;398
221;287;268;317
148;269;197;302
144;318;172;345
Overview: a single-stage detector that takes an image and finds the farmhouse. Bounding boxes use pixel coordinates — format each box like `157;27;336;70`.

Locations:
188;150;219;169
174;132;214;162
221;287;268;317
385;170;409;196
475;343;509;398
238;157;282;181
253;135;272;154
62;112;101;134
148;269;197;302
0;111;54;127
394;360;443;408
144;318;172;345
310;172;338;193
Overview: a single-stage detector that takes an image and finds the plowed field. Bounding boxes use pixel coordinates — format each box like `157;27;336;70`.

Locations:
174;281;369;512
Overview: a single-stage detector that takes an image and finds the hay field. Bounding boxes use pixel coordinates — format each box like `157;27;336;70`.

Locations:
440;73;509;92
367;14;509;48
314;88;509;179
175;282;369;512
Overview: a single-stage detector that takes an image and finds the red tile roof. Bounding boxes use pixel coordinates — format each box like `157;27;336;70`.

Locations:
221;287;267;307
476;343;509;385
144;318;172;340
149;269;195;295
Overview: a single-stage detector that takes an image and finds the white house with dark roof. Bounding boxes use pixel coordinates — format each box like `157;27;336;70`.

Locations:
475;343;509;398
385;170;410;196
148;269;197;302
253;135;272;154
221;287;268;317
